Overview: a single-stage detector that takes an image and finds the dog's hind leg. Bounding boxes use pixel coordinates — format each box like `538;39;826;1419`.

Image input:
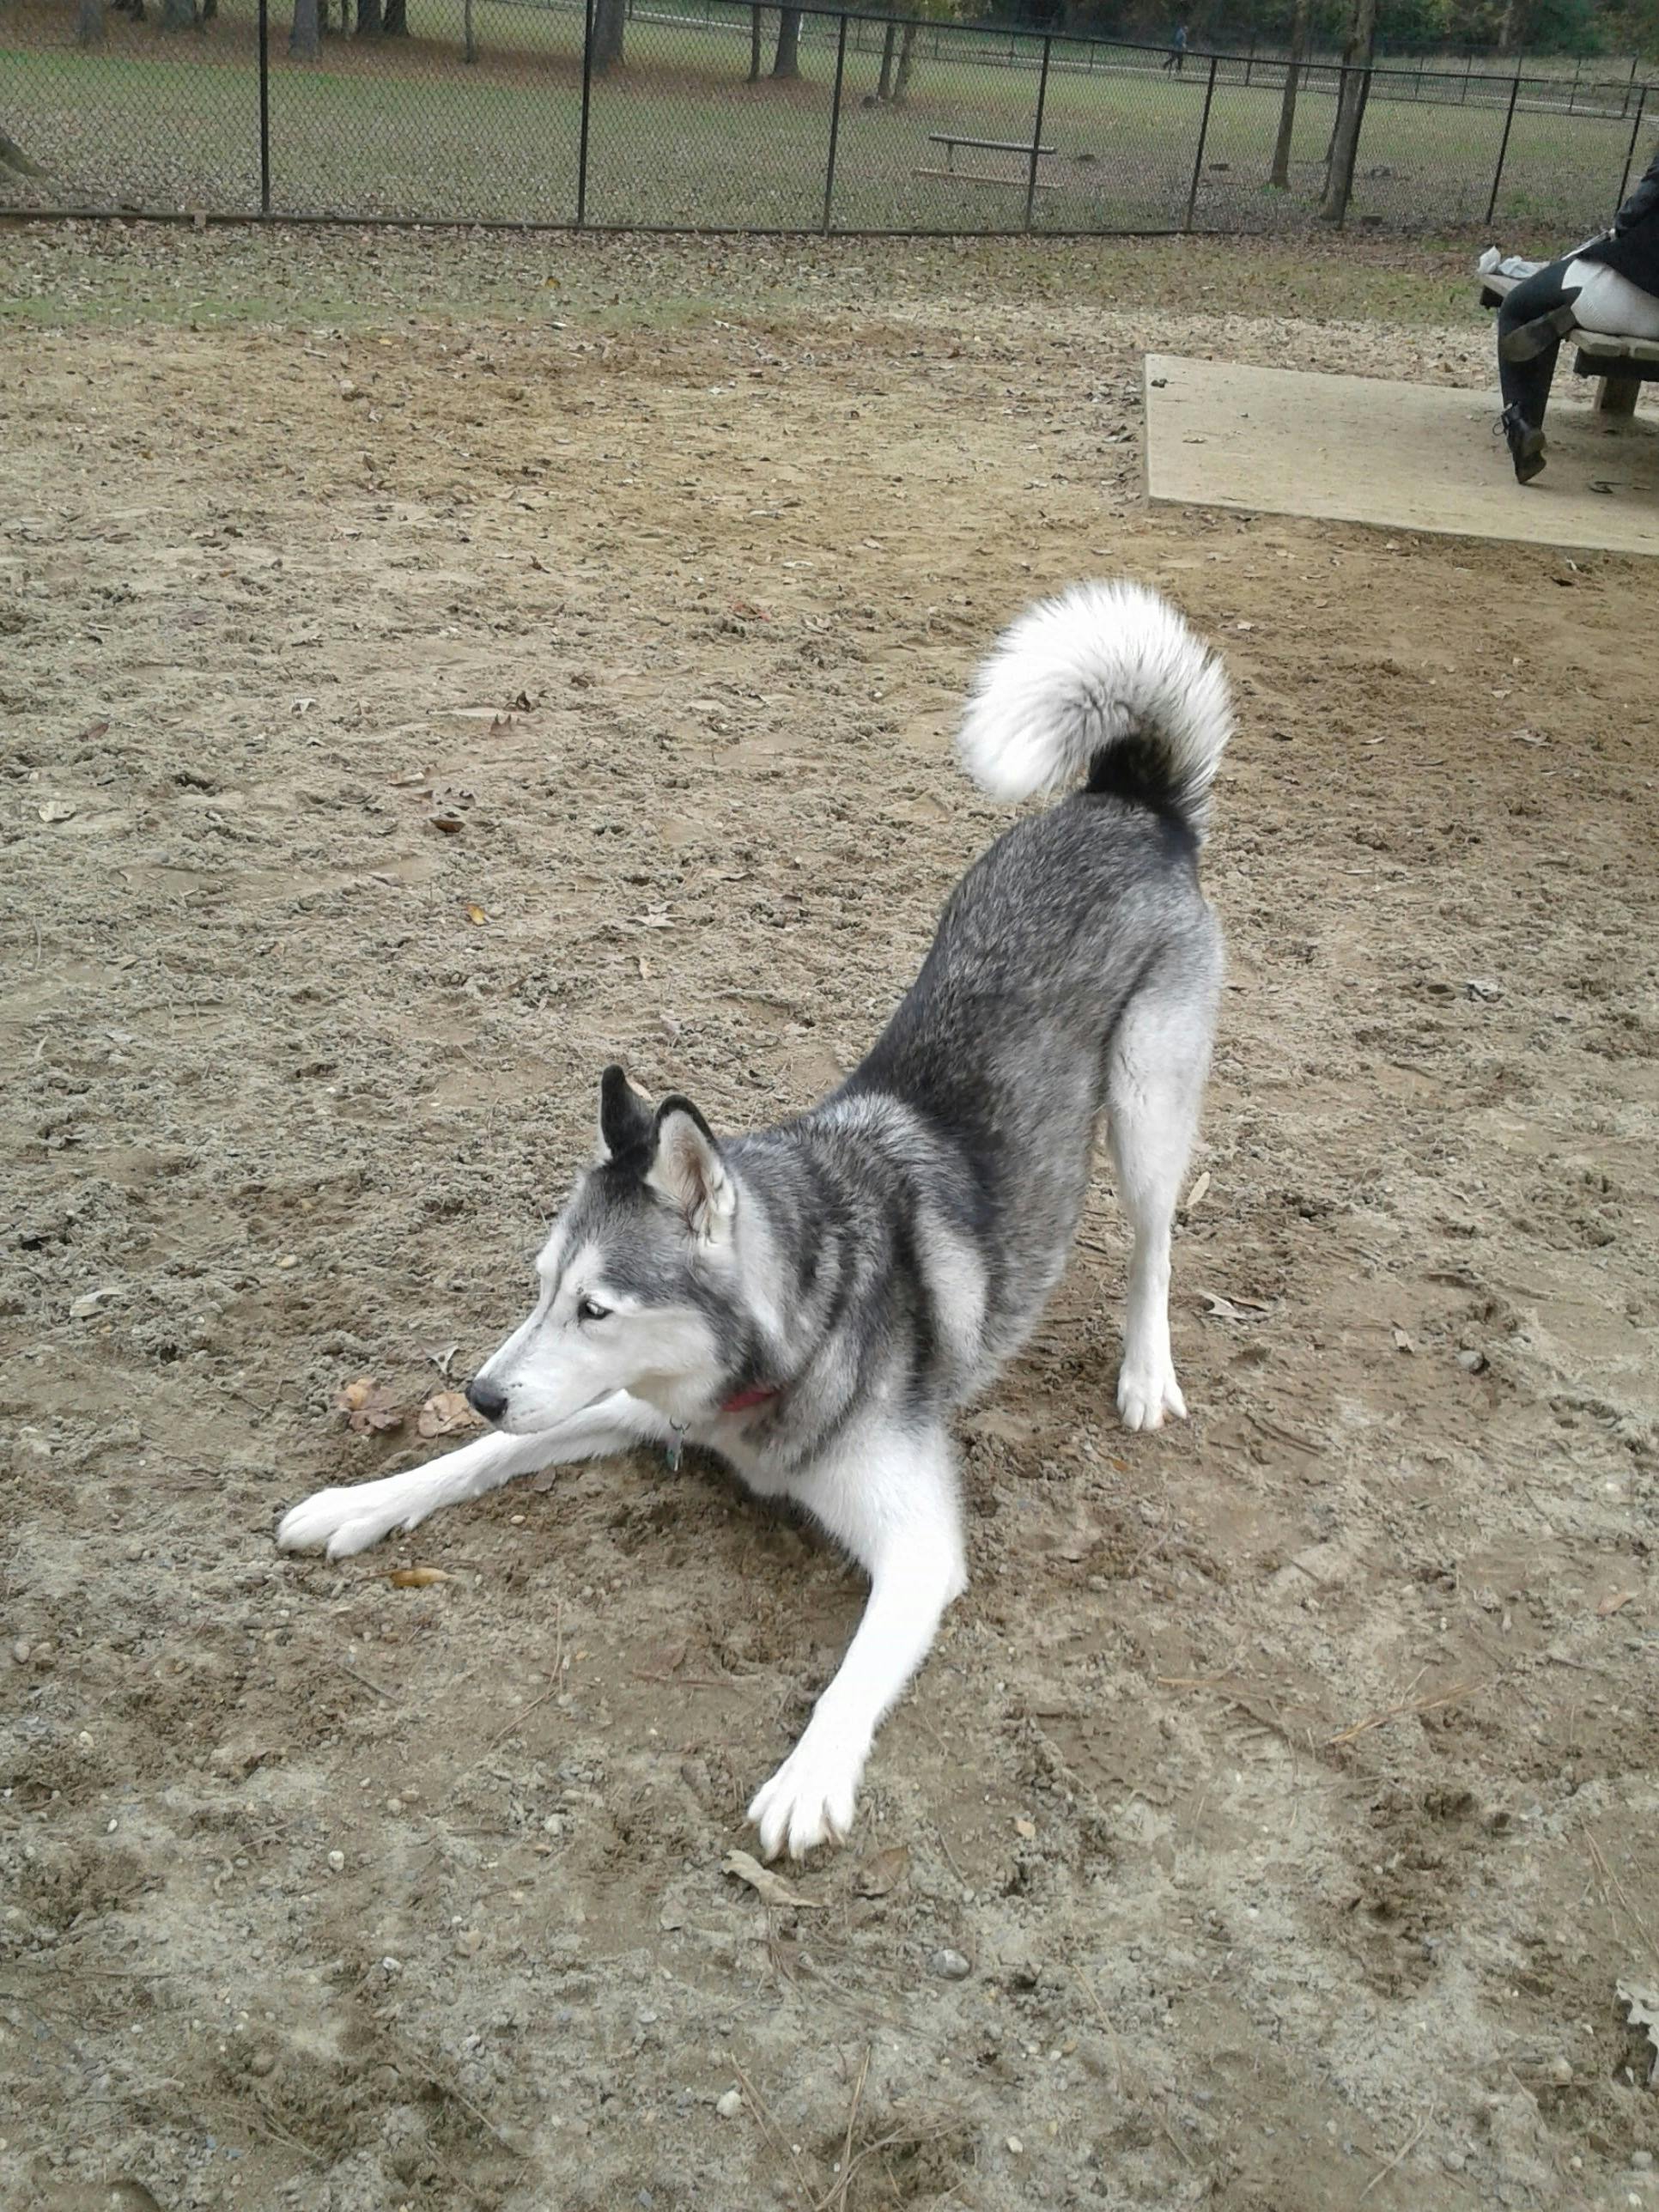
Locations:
276;1394;676;1562
747;1419;967;1861
1105;973;1214;1432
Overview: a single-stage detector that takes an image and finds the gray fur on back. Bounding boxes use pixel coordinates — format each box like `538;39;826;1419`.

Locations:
646;582;1231;1474
702;794;1220;1471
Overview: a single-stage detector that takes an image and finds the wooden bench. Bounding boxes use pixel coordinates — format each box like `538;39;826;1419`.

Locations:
1478;270;1659;418
916;133;1060;191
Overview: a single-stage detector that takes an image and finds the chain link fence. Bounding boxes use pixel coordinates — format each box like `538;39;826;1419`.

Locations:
2;0;1652;240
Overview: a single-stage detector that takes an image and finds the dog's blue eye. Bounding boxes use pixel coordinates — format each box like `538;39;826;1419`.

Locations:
576;1297;610;1323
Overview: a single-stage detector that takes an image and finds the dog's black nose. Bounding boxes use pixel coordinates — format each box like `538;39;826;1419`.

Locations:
465;1376;507;1424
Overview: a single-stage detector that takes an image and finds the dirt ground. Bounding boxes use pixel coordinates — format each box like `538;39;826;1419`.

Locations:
3;223;1657;2212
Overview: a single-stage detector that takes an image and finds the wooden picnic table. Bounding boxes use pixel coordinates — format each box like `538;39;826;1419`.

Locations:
917;132;1060;190
1479;269;1659;418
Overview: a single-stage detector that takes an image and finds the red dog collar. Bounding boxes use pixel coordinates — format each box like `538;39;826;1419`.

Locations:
720;1384;780;1415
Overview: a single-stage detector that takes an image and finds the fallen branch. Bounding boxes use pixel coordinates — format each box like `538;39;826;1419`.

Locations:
732;2059;818;2205
1355;2111;1428;2203
1328;1680;1481;1748
815;2045;872;2212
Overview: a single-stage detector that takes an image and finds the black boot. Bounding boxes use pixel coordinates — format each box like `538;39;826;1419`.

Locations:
1497;404;1546;484
1499;301;1577;363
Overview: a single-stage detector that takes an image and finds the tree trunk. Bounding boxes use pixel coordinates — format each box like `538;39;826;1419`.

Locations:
160;0;196;27
1269;0;1310;191
463;0;474;59
76;0;106;44
356;0;381;32
771;7;799;78
891;21;916;106
1496;0;1521;52
592;0;624;71
876;20;896;100
748;4;763;81
289;0;319;58
0;123;50;175
1319;0;1378;226
383;0;407;33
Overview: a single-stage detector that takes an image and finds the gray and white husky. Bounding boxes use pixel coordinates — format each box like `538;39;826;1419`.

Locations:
278;581;1231;1859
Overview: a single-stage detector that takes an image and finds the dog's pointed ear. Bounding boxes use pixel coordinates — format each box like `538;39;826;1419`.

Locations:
646;1096;734;1238
597;1064;653;1164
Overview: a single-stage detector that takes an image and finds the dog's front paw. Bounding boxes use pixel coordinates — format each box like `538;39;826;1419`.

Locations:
746;1725;870;1862
276;1481;408;1561
1116;1358;1188;1433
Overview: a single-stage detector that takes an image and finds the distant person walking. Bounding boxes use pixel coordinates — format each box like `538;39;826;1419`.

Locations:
1494;138;1659;483
1161;22;1188;72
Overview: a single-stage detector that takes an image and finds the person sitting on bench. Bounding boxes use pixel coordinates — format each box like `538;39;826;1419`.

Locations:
1496;137;1659;483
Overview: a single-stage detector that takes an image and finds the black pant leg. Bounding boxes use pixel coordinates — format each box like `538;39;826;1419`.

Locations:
1496;258;1582;427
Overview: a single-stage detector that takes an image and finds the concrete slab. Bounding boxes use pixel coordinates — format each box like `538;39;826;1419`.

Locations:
1144;353;1659;557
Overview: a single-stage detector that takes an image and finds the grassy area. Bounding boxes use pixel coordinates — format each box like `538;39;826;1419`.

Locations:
0;215;1505;337
2;0;1647;236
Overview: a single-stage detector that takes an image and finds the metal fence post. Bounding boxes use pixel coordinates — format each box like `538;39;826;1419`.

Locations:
1486;70;1521;224
822;14;847;235
1618;81;1648;204
576;0;595;229
1024;36;1052;231
257;0;270;215
1184;52;1218;231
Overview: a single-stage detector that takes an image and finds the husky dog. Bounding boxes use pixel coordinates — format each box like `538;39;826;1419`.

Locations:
278;581;1231;1860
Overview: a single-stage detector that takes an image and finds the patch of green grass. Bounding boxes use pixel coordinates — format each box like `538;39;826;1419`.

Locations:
2;0;1641;239
0;219;1498;338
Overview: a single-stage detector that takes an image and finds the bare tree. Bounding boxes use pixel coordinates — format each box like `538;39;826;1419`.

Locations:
289;0;319;58
592;0;624;71
356;0;382;32
876;20;896;100
0;122;49;176
772;7;800;78
1319;0;1378;227
1270;0;1311;191
890;20;918;105
76;0;106;43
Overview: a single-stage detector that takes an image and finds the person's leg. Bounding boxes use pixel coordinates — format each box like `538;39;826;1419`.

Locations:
1496;258;1580;427
1565;258;1659;340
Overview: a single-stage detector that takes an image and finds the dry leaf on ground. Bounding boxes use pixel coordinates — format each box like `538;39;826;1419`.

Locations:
335;1378;404;1433
418;1389;482;1438
390;1566;453;1589
721;1850;824;1910
854;1845;910;1898
1619;1984;1659;2085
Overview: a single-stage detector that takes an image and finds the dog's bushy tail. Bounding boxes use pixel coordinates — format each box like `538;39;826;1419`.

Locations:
955;580;1232;841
